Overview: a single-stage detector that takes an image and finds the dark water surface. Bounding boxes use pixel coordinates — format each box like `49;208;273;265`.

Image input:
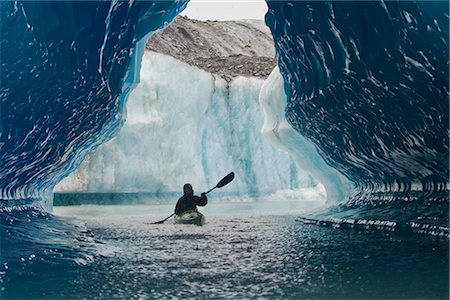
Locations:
2;203;448;299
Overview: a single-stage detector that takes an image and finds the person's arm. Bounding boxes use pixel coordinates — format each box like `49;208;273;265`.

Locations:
196;193;207;206
175;196;185;215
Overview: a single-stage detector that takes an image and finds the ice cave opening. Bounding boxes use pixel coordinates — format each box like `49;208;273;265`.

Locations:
53;15;334;209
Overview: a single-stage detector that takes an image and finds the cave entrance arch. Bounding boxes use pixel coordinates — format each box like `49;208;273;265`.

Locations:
54;7;322;210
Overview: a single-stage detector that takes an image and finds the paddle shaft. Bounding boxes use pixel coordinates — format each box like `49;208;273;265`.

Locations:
204;186;217;195
161;213;175;222
152;213;175;224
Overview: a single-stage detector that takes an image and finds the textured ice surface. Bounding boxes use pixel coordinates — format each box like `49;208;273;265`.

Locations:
266;1;449;204
0;1;188;205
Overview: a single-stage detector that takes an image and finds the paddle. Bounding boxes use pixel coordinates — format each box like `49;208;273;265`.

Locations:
204;171;235;194
151;172;235;224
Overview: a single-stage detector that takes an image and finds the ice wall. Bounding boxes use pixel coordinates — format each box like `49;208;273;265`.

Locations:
56;52;309;196
260;67;352;202
0;1;187;207
265;1;449;203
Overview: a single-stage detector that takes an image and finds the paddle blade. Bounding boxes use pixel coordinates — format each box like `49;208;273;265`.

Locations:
216;172;234;188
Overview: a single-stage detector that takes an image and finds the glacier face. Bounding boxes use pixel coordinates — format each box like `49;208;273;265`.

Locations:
265;1;449;204
56;51;309;197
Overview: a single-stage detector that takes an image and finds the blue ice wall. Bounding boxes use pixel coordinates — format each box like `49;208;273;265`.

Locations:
0;1;187;203
265;1;449;202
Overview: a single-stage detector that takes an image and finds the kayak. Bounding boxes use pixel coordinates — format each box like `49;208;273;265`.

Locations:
174;210;205;226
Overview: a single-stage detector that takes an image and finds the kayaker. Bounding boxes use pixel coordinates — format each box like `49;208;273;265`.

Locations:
175;184;207;215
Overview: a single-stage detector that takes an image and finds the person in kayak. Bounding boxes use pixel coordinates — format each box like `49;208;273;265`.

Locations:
175;184;207;215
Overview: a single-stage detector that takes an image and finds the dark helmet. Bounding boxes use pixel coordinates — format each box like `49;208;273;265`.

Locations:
183;183;193;195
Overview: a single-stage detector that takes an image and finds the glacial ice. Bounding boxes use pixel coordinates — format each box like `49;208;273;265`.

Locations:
265;1;449;199
0;1;188;205
259;67;352;202
56;52;310;197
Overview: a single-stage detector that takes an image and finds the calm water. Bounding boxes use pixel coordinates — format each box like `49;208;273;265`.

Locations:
2;201;448;299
